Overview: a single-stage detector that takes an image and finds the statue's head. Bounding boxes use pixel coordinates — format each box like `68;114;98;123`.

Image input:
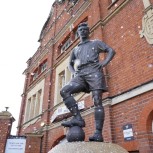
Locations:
78;22;89;30
77;22;89;39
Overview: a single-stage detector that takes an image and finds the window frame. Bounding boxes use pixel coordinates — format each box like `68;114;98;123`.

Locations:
30;59;47;84
54;58;73;105
60;37;71;53
24;80;44;123
40;62;47;73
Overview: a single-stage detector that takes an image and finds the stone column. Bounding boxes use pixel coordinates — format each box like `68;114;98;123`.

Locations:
25;133;43;153
0;110;15;153
103;99;113;142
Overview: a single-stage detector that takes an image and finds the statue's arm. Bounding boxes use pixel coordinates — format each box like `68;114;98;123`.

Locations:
68;50;76;74
98;41;116;67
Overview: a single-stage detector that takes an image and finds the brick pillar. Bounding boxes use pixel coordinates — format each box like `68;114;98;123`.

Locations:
25;133;43;153
103;98;113;142
0;110;15;153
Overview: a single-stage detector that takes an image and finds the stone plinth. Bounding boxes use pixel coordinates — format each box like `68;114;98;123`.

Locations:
48;142;128;153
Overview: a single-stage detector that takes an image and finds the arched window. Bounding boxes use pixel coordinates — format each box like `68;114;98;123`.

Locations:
147;110;153;132
58;137;67;144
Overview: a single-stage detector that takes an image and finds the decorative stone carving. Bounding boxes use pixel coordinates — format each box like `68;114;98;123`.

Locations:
140;1;153;44
140;7;153;44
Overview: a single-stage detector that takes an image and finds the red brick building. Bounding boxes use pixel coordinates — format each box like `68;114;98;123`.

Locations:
17;0;153;152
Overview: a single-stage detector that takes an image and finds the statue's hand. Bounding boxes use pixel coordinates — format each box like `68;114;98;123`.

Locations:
72;71;78;77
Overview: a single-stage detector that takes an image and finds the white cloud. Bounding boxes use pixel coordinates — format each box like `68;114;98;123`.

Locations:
0;0;54;135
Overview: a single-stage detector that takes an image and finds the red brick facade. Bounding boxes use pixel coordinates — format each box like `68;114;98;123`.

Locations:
18;0;153;153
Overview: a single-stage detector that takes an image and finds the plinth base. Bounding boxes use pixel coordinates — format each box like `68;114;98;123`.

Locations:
48;142;128;153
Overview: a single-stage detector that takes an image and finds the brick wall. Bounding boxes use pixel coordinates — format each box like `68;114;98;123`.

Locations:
111;91;153;152
102;0;153;97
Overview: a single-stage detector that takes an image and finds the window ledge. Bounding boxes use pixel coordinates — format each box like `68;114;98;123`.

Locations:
56;51;65;60
21;113;43;128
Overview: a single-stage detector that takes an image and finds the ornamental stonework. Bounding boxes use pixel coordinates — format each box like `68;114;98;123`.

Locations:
140;7;153;44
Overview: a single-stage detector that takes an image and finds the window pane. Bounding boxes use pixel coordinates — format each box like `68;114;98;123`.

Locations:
29;95;36;119
66;67;71;83
25;98;31;121
59;71;65;88
57;71;66;103
41;62;47;73
35;90;42;116
61;38;71;53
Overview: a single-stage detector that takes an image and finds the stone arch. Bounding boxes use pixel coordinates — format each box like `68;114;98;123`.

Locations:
50;135;66;149
146;110;153;132
138;101;153;132
146;110;153;152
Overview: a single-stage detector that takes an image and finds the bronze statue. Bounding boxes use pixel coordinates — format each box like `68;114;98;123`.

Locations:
60;22;115;142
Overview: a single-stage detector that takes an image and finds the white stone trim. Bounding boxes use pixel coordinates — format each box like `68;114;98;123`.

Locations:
103;98;112;106
112;81;153;105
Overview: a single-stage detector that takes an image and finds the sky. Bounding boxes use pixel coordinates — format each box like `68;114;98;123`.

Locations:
0;0;54;135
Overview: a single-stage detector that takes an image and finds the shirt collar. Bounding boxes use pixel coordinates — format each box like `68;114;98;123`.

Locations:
78;40;90;46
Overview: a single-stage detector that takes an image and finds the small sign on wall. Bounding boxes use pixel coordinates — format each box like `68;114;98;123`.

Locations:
123;124;134;141
5;136;26;153
51;101;85;122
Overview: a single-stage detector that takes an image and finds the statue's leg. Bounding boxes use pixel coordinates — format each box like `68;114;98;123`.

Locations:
89;90;104;142
60;82;85;127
